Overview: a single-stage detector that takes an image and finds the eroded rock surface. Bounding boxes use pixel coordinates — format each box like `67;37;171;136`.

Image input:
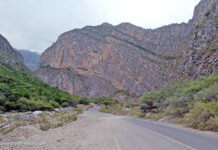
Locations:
36;0;218;98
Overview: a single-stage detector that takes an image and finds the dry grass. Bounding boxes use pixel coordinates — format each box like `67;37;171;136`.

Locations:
39;112;78;131
86;104;94;110
100;104;143;117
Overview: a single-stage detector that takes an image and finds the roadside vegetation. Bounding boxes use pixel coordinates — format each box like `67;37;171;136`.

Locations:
100;103;143;117
99;73;218;132
140;73;218;131
78;97;118;106
39;107;83;131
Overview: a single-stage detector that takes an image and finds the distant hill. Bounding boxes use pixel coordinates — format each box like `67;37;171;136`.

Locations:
16;49;40;71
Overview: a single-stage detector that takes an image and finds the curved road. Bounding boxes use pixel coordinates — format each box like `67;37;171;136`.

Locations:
81;106;218;150
1;106;218;150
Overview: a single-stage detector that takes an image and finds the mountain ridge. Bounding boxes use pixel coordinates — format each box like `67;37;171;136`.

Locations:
36;0;217;99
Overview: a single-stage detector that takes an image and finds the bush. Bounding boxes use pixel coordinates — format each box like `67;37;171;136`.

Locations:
79;98;90;105
140;91;162;112
139;73;218;131
185;101;218;130
100;104;127;115
194;83;218;102
140;73;218;113
205;116;218;131
61;102;69;108
91;97;117;105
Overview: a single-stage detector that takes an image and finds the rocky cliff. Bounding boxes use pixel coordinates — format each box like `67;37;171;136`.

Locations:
181;0;218;78
0;34;23;62
36;0;217;99
0;34;29;72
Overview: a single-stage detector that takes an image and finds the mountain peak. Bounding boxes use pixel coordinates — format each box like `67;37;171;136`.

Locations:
190;0;217;25
100;22;113;27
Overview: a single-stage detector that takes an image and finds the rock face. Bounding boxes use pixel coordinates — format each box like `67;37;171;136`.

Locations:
0;34;29;72
0;34;23;62
36;0;218;98
17;49;40;71
181;0;218;78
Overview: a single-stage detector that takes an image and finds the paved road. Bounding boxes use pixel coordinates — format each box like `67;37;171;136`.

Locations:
83;106;218;150
2;106;217;150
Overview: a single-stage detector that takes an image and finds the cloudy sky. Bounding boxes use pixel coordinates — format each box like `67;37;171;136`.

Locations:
0;0;201;53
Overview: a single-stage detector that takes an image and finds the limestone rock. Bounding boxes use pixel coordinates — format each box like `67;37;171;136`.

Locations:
36;0;218;100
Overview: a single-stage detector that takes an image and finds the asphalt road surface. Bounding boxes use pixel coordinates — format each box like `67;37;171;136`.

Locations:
82;106;218;150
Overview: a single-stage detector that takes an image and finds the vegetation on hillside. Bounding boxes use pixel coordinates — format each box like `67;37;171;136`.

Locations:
0;63;82;112
0;50;30;74
140;73;218;131
0;61;118;112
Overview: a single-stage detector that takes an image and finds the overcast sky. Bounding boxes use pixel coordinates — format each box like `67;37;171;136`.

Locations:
0;0;201;53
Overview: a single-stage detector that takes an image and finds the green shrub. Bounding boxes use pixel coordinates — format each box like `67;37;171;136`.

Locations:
140;91;162;112
139;73;218;131
40;118;52;131
194;83;218;102
183;82;201;93
205;116;218;131
0;114;3;122
100;104;127;115
91;97;117;105
79;98;90;105
186;101;218;130
61;102;69;108
140;73;218;112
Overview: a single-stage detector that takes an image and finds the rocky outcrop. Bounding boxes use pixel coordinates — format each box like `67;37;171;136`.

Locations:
36;0;218;99
36;66;117;97
190;0;217;26
181;0;218;78
0;34;29;72
0;34;23;62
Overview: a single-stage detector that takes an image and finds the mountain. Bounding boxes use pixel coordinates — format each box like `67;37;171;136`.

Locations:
0;34;30;73
36;0;217;99
0;34;80;112
17;49;40;71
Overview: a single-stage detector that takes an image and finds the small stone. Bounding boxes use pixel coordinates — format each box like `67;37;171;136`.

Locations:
33;111;43;115
0;122;10;128
2;124;12;130
54;108;60;112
